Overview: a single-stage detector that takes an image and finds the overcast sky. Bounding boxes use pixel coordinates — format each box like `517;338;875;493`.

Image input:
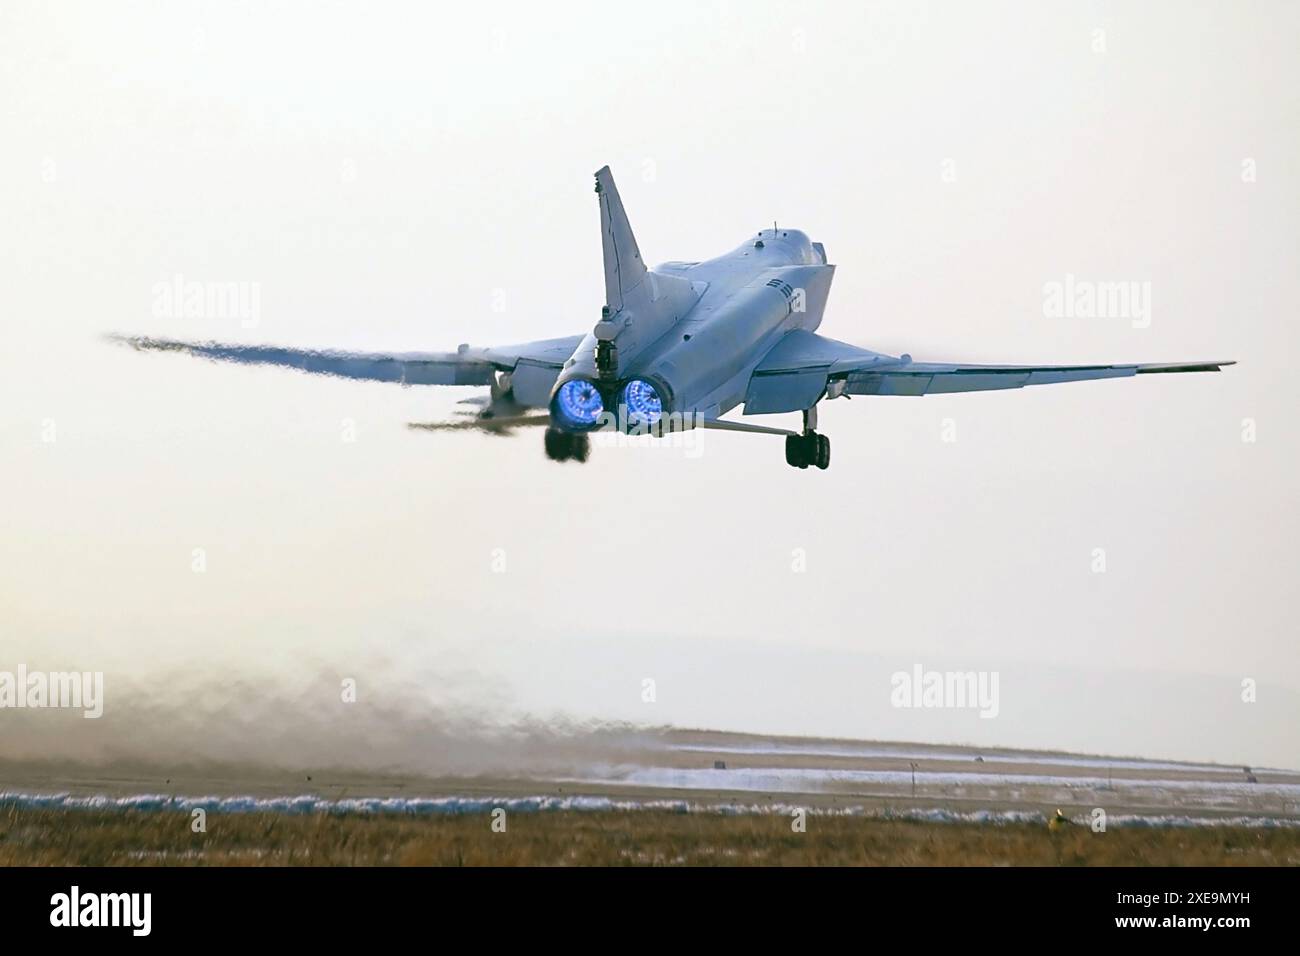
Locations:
2;1;1296;772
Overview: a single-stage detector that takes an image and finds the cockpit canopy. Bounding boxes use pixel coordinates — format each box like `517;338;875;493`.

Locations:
748;228;825;265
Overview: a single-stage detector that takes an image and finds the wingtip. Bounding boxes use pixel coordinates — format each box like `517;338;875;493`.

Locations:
1136;360;1238;374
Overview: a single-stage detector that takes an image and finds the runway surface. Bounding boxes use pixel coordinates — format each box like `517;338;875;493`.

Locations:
3;729;1297;827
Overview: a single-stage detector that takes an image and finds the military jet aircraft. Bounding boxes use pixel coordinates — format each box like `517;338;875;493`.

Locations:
118;166;1233;470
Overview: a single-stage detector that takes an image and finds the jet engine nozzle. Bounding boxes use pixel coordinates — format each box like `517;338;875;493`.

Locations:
549;377;605;431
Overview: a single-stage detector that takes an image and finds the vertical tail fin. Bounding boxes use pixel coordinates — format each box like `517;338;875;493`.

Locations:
594;166;647;313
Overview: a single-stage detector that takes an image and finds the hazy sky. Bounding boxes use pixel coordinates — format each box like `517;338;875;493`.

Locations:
2;1;1297;772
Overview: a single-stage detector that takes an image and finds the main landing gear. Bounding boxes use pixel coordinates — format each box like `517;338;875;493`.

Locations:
544;427;590;463
785;406;830;470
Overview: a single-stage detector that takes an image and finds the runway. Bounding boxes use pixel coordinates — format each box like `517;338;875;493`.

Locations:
4;729;1297;828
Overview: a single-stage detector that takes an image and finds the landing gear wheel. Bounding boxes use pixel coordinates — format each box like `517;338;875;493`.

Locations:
544;427;571;462
785;435;805;468
785;431;830;470
545;428;590;463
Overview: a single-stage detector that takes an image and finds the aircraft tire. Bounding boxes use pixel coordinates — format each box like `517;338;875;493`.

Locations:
784;435;798;467
544;427;571;462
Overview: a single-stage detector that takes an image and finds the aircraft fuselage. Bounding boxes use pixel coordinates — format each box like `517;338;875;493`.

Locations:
550;227;835;432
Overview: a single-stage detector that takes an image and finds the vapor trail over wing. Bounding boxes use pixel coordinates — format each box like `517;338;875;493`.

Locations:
110;334;584;402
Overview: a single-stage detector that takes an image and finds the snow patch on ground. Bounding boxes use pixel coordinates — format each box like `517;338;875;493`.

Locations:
596;766;1300;797
2;791;1297;829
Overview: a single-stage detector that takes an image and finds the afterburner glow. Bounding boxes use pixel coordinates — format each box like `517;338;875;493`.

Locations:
622;379;663;426
553;378;605;428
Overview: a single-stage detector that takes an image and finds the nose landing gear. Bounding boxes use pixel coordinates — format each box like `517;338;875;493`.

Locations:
544;427;590;463
785;406;830;470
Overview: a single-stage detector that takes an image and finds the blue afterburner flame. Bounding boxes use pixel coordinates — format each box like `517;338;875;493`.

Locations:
553;378;605;428
622;379;663;426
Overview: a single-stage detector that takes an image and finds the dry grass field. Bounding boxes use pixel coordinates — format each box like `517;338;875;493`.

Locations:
2;806;1297;866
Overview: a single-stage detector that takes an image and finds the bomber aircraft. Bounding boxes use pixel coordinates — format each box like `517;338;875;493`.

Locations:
119;166;1233;470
